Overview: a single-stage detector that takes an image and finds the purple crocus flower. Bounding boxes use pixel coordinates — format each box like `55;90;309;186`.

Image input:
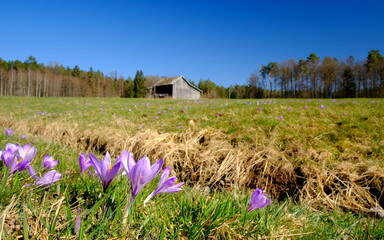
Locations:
320;105;325;109
24;170;62;187
1;144;19;168
74;208;82;235
1;143;36;175
5;129;13;137
89;152;122;192
43;155;59;169
248;188;271;212
122;153;163;201
143;166;184;205
17;143;37;162
79;153;92;173
279;116;284;120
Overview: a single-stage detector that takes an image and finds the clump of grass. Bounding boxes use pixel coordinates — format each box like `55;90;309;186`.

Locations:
1;176;383;239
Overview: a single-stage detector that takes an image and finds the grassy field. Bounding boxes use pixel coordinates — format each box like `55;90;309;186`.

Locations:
0;97;383;239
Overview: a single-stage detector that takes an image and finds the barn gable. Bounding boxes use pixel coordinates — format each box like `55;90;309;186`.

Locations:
149;76;202;99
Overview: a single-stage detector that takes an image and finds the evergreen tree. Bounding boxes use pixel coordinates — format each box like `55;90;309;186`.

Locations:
25;56;38;69
125;77;134;98
133;70;146;98
365;50;384;96
342;66;356;98
306;53;320;98
72;65;81;78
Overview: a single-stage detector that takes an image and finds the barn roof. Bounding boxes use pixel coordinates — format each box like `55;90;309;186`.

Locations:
153;76;202;92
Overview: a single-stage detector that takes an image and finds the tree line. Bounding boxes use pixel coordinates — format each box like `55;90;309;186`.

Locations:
198;50;383;99
253;50;384;98
1;50;383;99
247;50;383;99
0;56;150;98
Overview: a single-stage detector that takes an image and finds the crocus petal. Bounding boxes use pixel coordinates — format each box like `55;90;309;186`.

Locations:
100;152;111;176
120;150;134;175
144;183;183;205
155;177;178;193
126;151;136;173
18;144;37;162
108;161;122;178
158;182;184;195
27;165;39;179
89;153;102;176
35;170;62;186
128;156;147;180
102;161;121;190
2;148;17;168
129;156;150;185
5;143;18;152
2;143;19;167
147;158;164;183
158;166;171;186
79;153;92;173
129;157;150;198
10;159;30;175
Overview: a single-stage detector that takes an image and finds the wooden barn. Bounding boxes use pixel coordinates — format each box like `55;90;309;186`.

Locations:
148;76;202;99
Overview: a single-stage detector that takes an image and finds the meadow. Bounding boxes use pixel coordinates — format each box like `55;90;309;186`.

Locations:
0;97;383;239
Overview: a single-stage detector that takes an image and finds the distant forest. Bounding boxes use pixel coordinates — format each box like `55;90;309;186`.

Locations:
0;50;383;99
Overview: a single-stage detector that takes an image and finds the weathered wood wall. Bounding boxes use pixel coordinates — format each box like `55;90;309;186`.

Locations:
173;79;200;99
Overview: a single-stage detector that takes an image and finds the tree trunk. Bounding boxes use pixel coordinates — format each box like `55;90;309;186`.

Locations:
0;68;3;96
44;72;48;97
28;68;31;96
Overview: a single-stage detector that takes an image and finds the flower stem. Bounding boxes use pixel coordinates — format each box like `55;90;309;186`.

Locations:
143;192;154;206
122;196;134;224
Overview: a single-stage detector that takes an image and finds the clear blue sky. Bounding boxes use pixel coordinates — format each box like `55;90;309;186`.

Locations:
1;0;383;87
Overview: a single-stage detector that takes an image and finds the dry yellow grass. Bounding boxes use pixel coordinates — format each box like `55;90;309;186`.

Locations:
1;112;383;214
